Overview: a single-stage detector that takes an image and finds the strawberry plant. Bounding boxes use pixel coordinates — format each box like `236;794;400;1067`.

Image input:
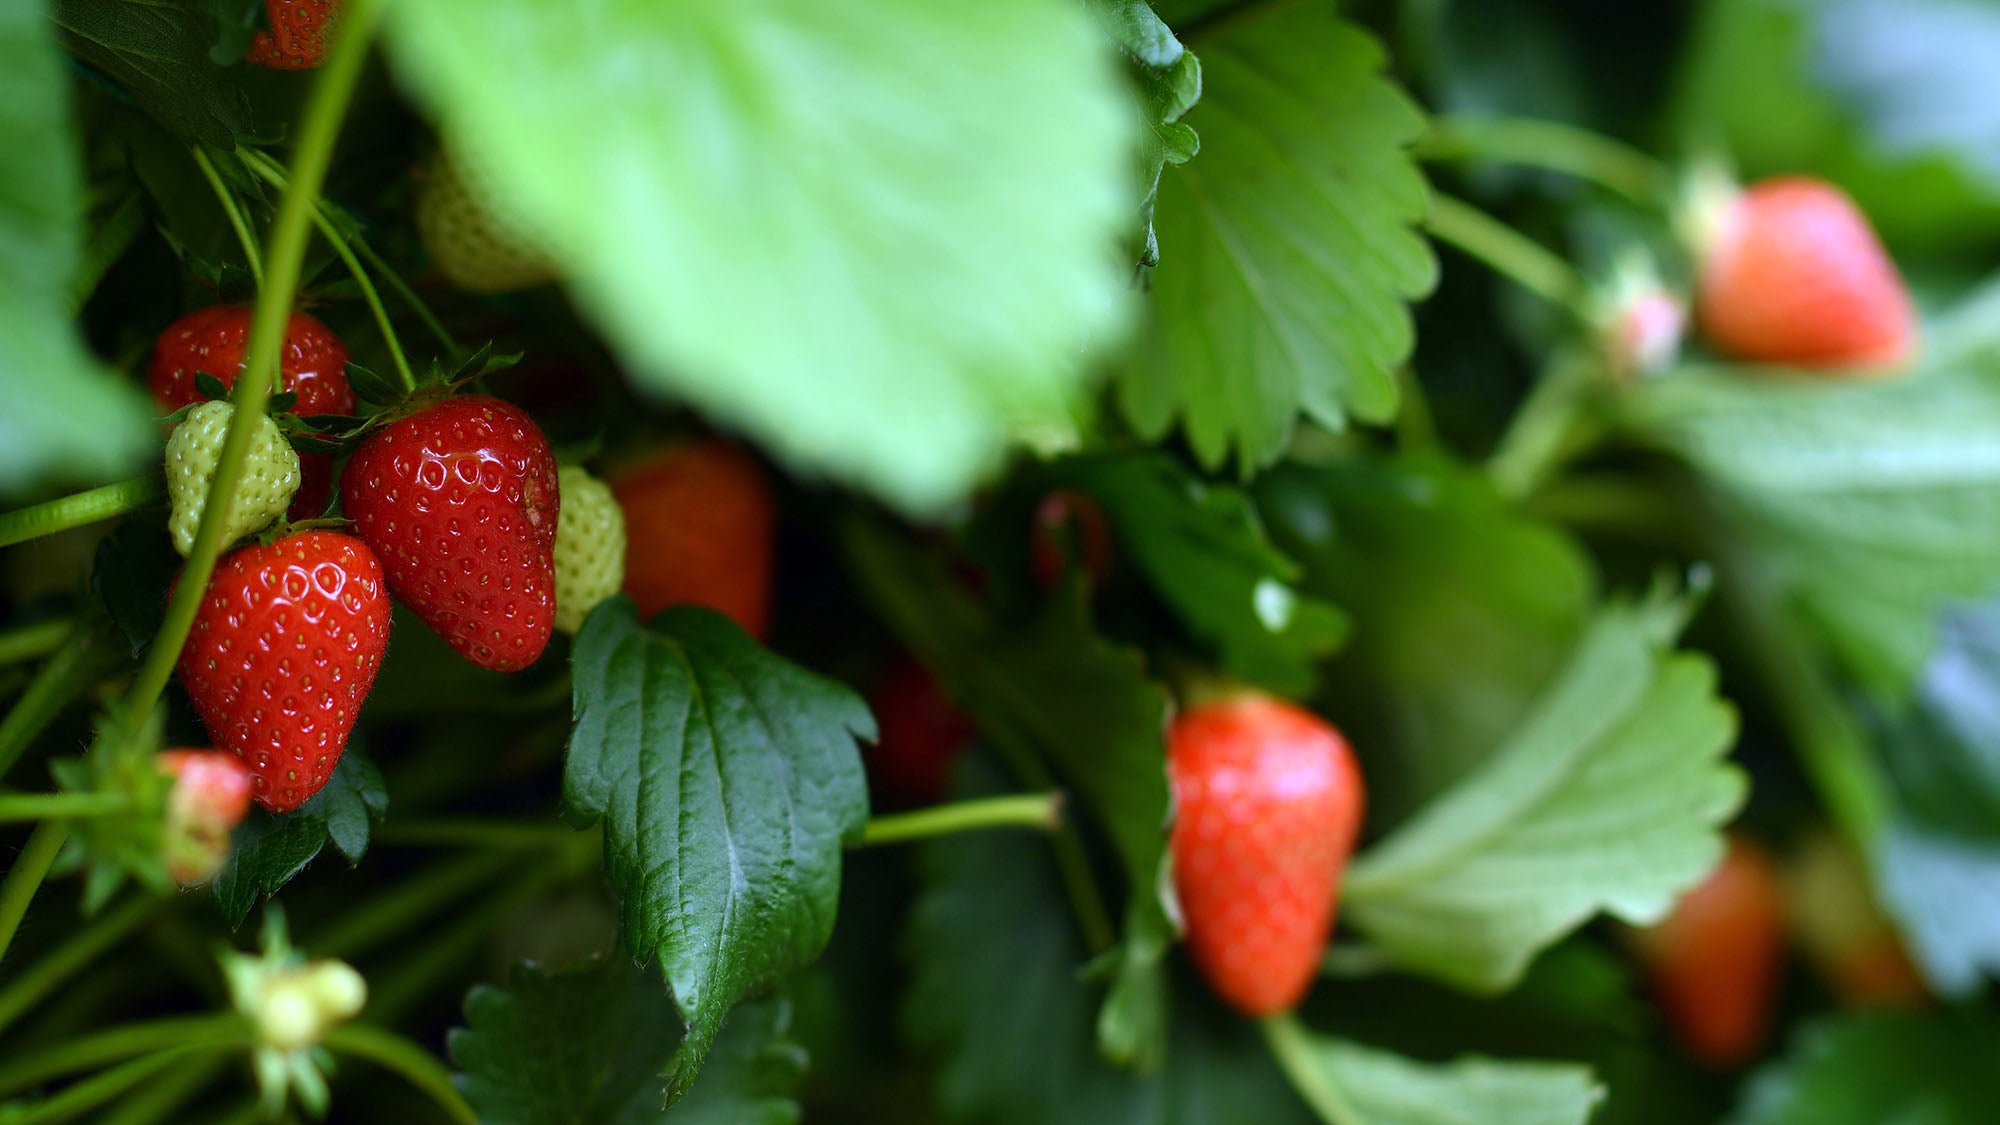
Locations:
8;0;2000;1121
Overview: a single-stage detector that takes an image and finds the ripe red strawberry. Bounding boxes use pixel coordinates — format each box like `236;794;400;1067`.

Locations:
1694;177;1916;371
244;0;342;70
612;441;774;639
149;305;354;520
1030;488;1113;592
866;658;975;807
177;532;390;813
157;749;255;884
1168;694;1364;1016
341;396;559;672
1631;836;1787;1067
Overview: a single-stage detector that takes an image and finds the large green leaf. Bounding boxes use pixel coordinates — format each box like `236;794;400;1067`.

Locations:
1343;594;1744;992
451;958;804;1125
0;0;154;495
1734;1011;2000;1125
385;0;1136;514
1259;457;1596;820
564;599;871;1100
1118;1;1435;472
53;0;256;148
1290;1033;1602;1125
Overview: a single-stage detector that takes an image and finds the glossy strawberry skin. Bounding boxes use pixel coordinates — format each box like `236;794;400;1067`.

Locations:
341;396;560;672
244;0;341;70
866;658;975;807
1169;695;1364;1016
149;305;353;520
612;441;774;639
177;532;390;813
1695;177;1916;370
1633;837;1787;1067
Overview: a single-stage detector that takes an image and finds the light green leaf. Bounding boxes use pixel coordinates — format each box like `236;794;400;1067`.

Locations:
0;0;154;496
385;0;1136;514
1343;593;1744;992
1119;2;1435;471
564;599;871;1100
1290;1033;1602;1125
1734;1011;2000;1125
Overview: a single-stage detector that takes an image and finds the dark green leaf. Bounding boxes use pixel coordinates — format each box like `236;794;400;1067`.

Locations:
1119;3;1435;471
193;370;231;403
92;518;177;658
264;391;298;415
191;0;263;66
211;750;387;927
343;361;402;405
564;599;870;1100
52;0;255;149
451;957;803;1125
1734;1010;2000;1124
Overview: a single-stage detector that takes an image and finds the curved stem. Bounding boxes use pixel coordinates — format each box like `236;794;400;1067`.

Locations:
0;625;112;784
0;620;73;667
0;478;160;551
0;896;156;1035
323;1024;476;1125
94;1054;225;1125
0;821;68;968
1486;352;1606;501
0;792;131;823
315;849;521;958
2;1046;203;1125
116;0;386;741
0;1013;248;1098
1261;1013;1360;1125
1425;193;1588;316
1417;116;1669;205
191;147;264;288
856;791;1064;848
374;819;580;850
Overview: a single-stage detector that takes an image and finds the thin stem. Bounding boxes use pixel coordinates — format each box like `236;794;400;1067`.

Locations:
1417;116;1669;205
94;1054;226;1125
323;1024;477;1125
0;478;160;551
0;1014;247;1098
373;818;580;850
190;147;264;288
0;625;109;782
364;857;576;1023
0;792;131;823
2;1046;203;1125
117;0;386;741
1425;193;1588;316
1486;353;1605;501
0;822;68;968
240;154;416;390
1525;473;1696;551
1261;1013;1359;1125
0;896;157;1035
316;849;521;958
856;792;1064;848
0;620;73;666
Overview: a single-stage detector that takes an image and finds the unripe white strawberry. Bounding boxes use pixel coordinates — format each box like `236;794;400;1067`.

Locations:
165;401;301;557
553;466;627;634
417;145;559;294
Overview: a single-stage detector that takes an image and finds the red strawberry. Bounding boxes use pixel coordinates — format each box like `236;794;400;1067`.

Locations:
149;305;353;520
1168;694;1364;1016
157;749;255;885
866;658;975;807
1030;489;1113;592
244;0;342;70
1631;836;1787;1067
178;532;390;812
612;441;774;639
1694;177;1916;371
341;396;559;672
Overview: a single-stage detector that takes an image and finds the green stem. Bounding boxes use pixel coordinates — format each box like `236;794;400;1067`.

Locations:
364;857;577;1024
0;478;160;551
94;1054;226;1125
2;1046;203;1125
0;792;131;823
116;0;385;741
323;1024;477;1125
0;620;73;667
0;625;110;783
1261;1013;1359;1125
191;146;264;289
373;818;581;850
0;1013;247;1097
1425;193;1588;316
240;154;416;391
316;849;521;958
0;896;156;1036
856;792;1064;847
0;822;68;969
1417;116;1669;205
1486;353;1604;501
1525;473;1696;550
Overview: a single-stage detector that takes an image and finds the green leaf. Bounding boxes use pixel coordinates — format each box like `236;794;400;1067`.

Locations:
1342;593;1744;992
1092;0;1203;268
1258;457;1596;819
52;0;255;149
211;750;387;928
0;0;154;496
1283;1031;1602;1125
1734;1011;2000;1125
451;958;804;1125
385;0;1137;515
91;517;177;658
564;599;871;1100
1622;287;2000;696
1091;0;1186;69
1118;2;1434;472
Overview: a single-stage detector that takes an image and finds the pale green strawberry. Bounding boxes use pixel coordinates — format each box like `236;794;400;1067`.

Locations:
554;466;626;634
417;145;560;294
165;401;302;557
